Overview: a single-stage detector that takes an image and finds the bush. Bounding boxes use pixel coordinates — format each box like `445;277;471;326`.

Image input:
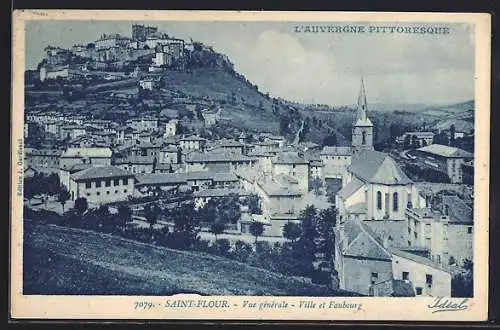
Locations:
213;239;231;257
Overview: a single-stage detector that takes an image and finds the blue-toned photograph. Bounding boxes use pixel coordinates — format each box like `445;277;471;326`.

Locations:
22;20;475;298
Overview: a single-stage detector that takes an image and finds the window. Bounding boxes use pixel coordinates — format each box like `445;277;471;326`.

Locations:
106;191;110;195
371;272;378;285
436;255;441;264
105;179;111;187
426;274;433;288
124;189;127;193
86;193;91;197
85;181;91;189
415;287;423;296
393;192;399;212
467;227;473;234
96;181;101;188
402;271;409;281
123;178;128;185
96;191;100;196
425;238;431;249
114;179;120;186
362;131;367;145
377;191;382;210
115;190;118;194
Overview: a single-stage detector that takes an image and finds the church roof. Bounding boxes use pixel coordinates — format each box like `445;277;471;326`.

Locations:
349;150;412;185
338;176;364;200
342;220;392;260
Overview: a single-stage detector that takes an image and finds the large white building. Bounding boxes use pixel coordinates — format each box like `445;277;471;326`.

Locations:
68;166;135;205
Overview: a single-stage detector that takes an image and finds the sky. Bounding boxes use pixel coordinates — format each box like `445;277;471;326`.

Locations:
25;20;475;106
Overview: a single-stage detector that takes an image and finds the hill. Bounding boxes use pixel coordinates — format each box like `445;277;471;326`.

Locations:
23;222;357;296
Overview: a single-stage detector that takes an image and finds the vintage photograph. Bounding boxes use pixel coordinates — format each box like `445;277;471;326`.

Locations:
11;10;490;320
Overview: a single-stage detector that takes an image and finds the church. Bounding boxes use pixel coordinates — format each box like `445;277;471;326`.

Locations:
336;79;425;228
332;79;450;297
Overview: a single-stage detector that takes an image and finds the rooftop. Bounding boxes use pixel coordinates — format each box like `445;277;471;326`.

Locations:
417;144;474;158
349;150;412;185
186;151;256;163
61;147;112;158
193;188;248;198
320;146;352;156
272;151;309;165
389;247;450;273
71;166;134;181
442;195;473;224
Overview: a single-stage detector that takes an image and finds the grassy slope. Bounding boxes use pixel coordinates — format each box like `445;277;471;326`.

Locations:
23;222;357;296
163;69;280;133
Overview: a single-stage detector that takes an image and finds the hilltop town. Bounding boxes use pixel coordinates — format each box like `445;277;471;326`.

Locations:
23;24;474;298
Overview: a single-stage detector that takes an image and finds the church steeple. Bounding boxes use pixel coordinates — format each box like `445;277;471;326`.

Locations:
351;78;374;153
354;78;373;127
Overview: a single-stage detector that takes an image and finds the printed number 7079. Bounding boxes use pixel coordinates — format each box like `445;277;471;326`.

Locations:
134;301;156;310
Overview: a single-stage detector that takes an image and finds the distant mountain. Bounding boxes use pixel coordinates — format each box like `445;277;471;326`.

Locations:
422;100;475;133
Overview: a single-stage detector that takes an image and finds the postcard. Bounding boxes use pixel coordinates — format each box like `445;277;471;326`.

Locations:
10;10;490;321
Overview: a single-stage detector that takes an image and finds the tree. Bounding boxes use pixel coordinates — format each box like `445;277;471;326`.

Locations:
57;186;71;213
210;222;225;241
309;177;323;195
282;222;302;243
246;194;261;215
249;221;265;244
74;197;88;216
403;135;412;150
144;203;161;233
322;134;338;147
411;135;420;149
117;204;133;229
450;124;456;146
219;194;241;224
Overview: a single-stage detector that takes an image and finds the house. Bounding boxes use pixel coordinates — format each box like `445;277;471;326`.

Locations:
159;146;178;164
68;166;135;205
334;218;452;297
320;146;352;179
271;151;310;194
390;248;451;297
414;144;474;183
203;108;222;126
114;155;156;174
127;117;159;132
309;160;324;180
24;148;62;175
211;139;245;154
59;124;86;140
185;151;257;173
256;176;304;236
179;135;207;152
164;119;178;137
59;147;112;170
247;150;275;176
264;135;286;149
396;132;435;147
67;135;96;148
335;219;393;296
59;163;92;189
441;195;474;264
134;172;187;195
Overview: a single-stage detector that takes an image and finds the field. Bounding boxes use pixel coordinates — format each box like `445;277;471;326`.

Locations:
23;221;357;296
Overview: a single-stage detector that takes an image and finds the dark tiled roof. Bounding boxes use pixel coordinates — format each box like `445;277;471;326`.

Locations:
349;150;412;185
135;173;186;186
442;195;473;224
320;146;352;156
343;220;392;260
193;188;248;198
71;166;134;181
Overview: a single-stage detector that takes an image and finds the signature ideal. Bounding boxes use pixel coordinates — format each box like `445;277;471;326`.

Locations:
427;297;470;313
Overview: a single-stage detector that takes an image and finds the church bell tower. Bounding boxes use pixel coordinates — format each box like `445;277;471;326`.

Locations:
351;78;374;153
